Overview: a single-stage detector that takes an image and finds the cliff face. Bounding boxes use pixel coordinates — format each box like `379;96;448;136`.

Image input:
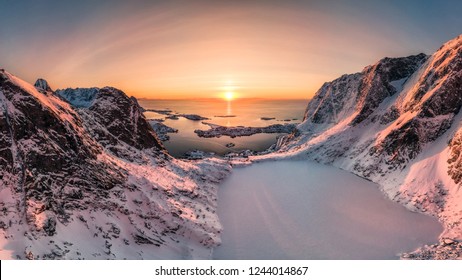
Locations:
303;53;427;127
278;35;462;246
57;87;165;161
0;70;230;259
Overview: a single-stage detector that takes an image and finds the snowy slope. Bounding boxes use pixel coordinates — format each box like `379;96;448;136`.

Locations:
0;70;231;259
56;87;100;108
58;86;165;158
262;35;462;258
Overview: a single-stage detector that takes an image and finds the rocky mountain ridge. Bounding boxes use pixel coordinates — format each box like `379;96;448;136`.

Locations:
0;70;230;259
271;34;462;259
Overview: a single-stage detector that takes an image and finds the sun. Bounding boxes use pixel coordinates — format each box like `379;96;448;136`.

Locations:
224;91;234;101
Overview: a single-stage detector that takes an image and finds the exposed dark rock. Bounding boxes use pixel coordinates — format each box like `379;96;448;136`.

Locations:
380;106;400;124
0;72;124;218
149;121;178;141
351;54;428;125
1;70;230;259
43;217;57;236
166;115;179;120
304;54;427;126
179;114;209;121
402;238;462;260
195;122;297;138
57;87;166;159
34;78;52;92
282;34;462;260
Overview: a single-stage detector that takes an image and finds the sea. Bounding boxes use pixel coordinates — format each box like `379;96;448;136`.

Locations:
138;98;307;157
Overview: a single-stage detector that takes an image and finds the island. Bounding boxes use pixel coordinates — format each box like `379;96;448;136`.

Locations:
195;122;298;138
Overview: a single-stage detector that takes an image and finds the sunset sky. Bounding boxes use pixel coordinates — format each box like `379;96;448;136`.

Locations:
1;0;461;99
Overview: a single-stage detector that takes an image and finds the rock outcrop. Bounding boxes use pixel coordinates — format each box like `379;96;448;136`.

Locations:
276;35;462;259
0;70;230;259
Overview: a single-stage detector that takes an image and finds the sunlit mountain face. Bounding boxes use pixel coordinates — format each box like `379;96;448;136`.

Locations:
1;0;462;262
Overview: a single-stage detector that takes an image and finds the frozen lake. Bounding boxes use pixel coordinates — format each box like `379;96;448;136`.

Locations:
213;160;443;259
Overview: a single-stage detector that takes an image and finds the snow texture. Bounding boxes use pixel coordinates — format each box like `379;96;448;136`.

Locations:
214;160;441;259
0;70;231;259
256;34;462;259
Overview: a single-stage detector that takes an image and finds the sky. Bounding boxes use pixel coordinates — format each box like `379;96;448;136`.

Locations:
1;0;461;99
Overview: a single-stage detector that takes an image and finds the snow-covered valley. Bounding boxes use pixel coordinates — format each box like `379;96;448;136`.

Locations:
246;34;462;259
213;160;442;259
1;34;461;260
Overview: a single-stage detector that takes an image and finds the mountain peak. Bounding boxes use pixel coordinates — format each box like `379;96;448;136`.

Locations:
56;86;165;153
436;34;462;53
1;69;228;259
446;33;462;44
34;78;52;92
280;35;462;256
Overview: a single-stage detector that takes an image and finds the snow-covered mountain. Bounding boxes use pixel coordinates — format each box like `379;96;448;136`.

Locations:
273;34;462;258
0;70;230;259
2;34;460;260
34;78;52;92
56;87;166;159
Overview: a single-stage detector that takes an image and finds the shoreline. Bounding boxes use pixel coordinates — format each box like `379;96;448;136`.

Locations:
213;159;442;259
242;150;461;260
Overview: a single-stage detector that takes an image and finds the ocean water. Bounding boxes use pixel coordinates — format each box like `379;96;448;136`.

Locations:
214;160;442;260
138;99;307;157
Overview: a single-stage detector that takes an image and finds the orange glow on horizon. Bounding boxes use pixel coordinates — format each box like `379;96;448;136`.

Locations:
2;2;435;101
